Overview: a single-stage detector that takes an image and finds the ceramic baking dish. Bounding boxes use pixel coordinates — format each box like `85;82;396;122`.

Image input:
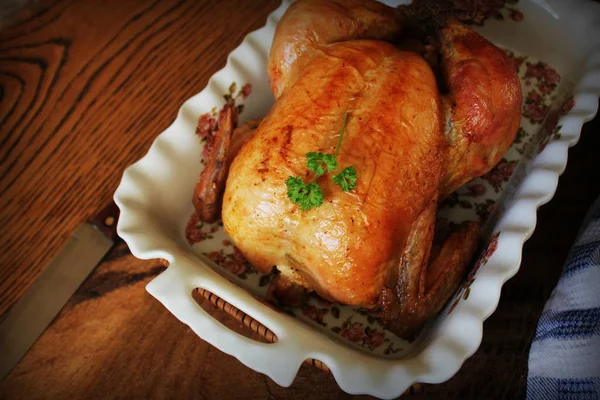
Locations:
114;0;600;397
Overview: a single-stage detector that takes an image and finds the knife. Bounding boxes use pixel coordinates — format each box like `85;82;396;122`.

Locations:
0;202;120;380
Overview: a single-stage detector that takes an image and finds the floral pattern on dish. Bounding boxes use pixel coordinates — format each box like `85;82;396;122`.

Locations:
409;0;523;26
196;82;252;163
448;231;501;314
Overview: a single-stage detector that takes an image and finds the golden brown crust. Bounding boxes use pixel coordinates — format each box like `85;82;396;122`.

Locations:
209;2;522;340
224;42;443;307
193;105;234;222
440;22;523;196
379;220;480;339
268;0;403;99
193;115;261;222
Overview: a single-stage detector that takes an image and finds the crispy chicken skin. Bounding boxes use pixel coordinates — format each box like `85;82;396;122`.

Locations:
268;0;403;99
224;41;444;306
439;22;522;196
195;0;522;339
193;113;260;223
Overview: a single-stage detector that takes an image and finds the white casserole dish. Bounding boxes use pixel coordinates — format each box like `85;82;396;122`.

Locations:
114;0;600;398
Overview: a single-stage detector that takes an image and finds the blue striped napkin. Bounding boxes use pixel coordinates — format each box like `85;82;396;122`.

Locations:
527;195;600;399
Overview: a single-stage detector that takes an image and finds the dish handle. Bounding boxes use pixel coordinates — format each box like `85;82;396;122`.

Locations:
145;257;306;387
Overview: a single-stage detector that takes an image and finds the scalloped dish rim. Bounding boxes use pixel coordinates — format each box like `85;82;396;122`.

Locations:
113;0;600;398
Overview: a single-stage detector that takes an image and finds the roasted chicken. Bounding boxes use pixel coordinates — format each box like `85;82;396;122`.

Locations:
193;0;521;339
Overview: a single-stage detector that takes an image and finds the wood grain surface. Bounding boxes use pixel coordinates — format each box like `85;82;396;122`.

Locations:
0;0;280;317
0;0;599;399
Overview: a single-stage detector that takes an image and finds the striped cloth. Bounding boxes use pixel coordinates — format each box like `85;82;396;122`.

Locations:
527;195;600;399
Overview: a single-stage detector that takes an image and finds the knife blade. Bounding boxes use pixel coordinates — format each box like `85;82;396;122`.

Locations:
0;202;120;380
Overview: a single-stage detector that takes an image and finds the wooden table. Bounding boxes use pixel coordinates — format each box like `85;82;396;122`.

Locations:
0;0;598;398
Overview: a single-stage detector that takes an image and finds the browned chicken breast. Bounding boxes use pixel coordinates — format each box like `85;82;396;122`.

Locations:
225;40;444;306
194;0;522;339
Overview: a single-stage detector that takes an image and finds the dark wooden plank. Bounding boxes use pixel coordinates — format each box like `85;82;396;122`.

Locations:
0;246;367;400
0;0;599;398
0;0;280;317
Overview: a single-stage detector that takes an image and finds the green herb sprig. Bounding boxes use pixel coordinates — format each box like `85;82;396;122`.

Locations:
285;113;358;211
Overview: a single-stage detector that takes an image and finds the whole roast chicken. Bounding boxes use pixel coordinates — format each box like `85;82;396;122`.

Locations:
193;0;522;339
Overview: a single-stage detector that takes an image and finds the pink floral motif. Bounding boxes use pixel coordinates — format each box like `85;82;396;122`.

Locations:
524;103;546;122
232;246;246;262
508;8;524;21
512;56;525;72
449;232;501;314
512;127;527;156
543;66;560;85
302;305;327;325
538;95;577;153
484;233;500;257
537;137;551;155
525;62;544;79
205;250;225;264
537;81;554;95
241;83;252;99
469;232;500;281
364;328;385;350
482;159;517;192
341;323;365;342
475;199;496;222
498;160;516;177
223;247;249;276
523;89;550;123
185;212;215;245
526;90;543;104
561;96;575;115
203;247;251;277
466;183;487;197
523;89;551;123
521;60;561;125
512;58;524;72
197;113;217;140
453;0;521;23
412;1;523;26
221;259;246;275
195;81;252;161
196;112;218;161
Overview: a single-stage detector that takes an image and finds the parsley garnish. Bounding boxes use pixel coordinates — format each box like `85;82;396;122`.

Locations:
332;166;357;192
285;112;358;210
306;152;337;176
286;177;324;211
